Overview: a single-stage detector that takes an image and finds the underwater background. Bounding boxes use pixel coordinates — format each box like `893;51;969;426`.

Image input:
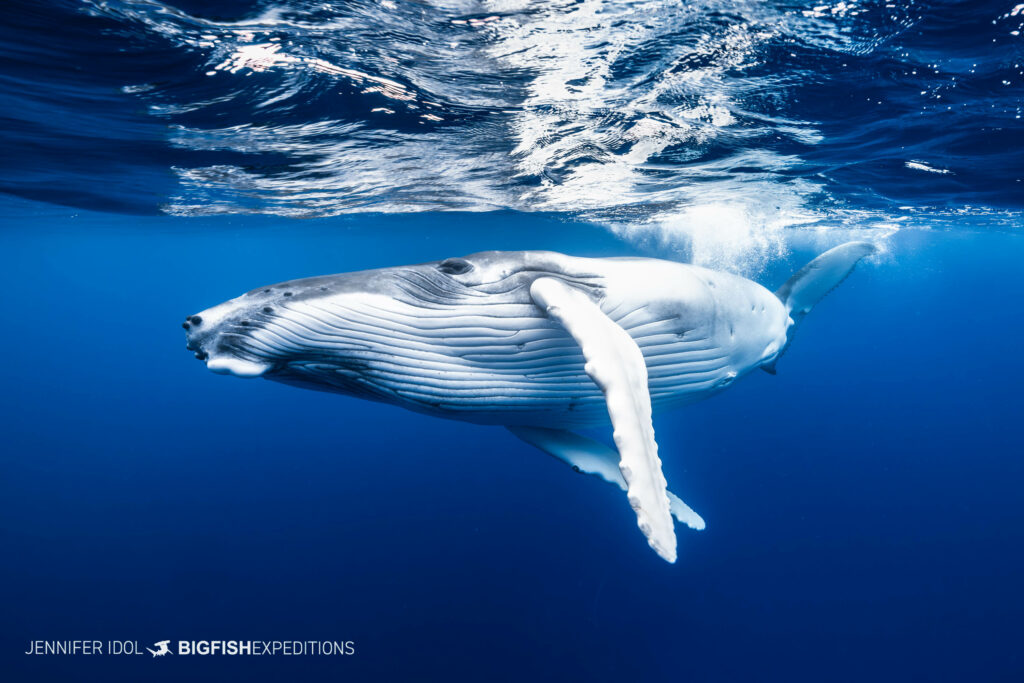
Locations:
2;0;1023;680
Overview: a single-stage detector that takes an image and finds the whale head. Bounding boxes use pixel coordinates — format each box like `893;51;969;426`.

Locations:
181;273;356;380
182;291;278;378
181;258;501;384
182;252;604;390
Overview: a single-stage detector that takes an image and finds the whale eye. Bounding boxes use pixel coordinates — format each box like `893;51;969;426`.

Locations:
437;258;473;275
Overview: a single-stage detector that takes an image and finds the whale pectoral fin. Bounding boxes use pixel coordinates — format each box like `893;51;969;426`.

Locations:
529;277;677;563
508;426;625;488
507;426;705;531
666;491;706;532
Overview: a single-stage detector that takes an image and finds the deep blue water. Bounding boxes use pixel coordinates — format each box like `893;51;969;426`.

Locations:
2;1;1024;681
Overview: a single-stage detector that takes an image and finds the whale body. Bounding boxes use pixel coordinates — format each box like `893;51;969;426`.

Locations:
184;243;876;562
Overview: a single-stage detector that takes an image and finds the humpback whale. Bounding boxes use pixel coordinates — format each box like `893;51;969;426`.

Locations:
183;242;875;562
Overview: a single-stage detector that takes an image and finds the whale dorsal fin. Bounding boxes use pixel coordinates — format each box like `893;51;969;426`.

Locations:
530;277;677;563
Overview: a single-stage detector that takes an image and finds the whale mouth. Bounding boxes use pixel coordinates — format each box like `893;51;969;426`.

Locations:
205;356;272;378
183;310;275;378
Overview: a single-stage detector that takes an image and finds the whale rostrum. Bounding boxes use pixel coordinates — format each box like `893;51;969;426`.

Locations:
184;243;876;562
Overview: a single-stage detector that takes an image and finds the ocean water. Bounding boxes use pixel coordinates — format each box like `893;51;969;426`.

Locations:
2;0;1023;681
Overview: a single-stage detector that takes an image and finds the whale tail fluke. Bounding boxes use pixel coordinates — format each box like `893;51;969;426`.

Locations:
763;241;877;374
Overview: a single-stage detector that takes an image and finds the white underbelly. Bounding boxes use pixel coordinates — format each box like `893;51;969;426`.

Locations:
263;296;745;426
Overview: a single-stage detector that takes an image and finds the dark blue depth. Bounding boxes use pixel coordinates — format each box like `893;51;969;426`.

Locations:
2;0;1024;680
1;201;1023;681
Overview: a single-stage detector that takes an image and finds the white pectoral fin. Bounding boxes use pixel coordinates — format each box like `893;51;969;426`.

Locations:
529;277;677;563
666;491;706;532
508;426;705;531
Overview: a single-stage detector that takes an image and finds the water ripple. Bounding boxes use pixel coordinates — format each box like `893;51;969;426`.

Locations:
1;0;1021;268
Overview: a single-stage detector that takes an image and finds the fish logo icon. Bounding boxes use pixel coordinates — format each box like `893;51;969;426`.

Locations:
146;640;172;657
